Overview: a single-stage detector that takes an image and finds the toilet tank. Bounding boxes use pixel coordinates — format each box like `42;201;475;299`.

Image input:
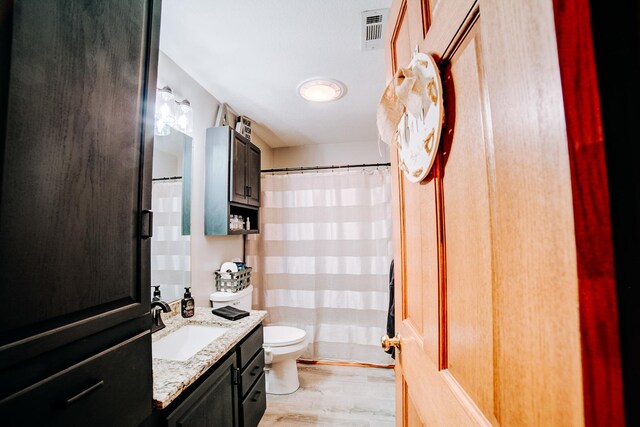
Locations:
210;285;253;311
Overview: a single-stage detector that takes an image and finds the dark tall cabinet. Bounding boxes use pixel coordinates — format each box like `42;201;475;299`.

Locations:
0;1;161;425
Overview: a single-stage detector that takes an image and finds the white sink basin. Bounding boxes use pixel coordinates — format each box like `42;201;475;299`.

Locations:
152;325;227;361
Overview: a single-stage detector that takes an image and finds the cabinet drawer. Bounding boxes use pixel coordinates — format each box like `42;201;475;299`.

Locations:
237;324;263;369
0;332;151;427
241;348;265;397
241;373;266;427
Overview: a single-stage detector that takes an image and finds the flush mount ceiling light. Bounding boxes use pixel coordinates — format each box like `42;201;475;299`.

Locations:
298;78;347;102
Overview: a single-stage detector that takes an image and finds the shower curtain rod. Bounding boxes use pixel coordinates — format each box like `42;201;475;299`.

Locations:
261;162;391;173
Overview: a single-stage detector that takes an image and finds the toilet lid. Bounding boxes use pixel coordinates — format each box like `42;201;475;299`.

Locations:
263;326;306;347
210;285;253;302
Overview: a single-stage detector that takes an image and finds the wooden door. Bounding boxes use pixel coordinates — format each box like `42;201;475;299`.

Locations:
231;131;248;205
385;0;624;425
246;143;261;207
0;0;159;364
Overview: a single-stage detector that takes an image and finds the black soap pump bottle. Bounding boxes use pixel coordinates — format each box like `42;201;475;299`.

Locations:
152;285;162;302
181;286;195;318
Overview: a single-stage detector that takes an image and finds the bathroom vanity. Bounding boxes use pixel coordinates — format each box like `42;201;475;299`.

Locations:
144;308;267;427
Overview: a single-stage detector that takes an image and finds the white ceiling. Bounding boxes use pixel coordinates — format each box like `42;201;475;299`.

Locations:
159;0;391;148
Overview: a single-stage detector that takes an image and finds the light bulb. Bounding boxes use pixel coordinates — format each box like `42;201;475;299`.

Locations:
175;99;193;135
155;118;170;136
298;78;346;102
154;86;176;135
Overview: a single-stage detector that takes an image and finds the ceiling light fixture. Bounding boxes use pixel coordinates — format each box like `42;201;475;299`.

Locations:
298;78;347;102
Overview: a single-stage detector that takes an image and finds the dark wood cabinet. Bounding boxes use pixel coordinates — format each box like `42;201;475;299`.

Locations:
0;1;161;425
166;354;237;427
205;126;261;235
147;324;266;427
246;144;261;207
236;325;266;427
230;130;260;207
240;374;267;427
231;134;249;205
2;332;153;427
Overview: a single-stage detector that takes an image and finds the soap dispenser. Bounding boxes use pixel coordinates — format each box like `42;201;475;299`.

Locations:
181;286;195;318
152;285;162;302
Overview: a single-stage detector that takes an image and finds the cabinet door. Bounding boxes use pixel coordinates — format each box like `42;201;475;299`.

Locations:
230;134;248;204
246;143;261;207
0;0;159;363
0;332;152;427
166;355;237;427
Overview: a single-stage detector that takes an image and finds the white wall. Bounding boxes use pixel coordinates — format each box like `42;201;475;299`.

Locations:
157;51;274;307
152;149;179;179
272;140;389;169
250;133;273;169
156;51;383;306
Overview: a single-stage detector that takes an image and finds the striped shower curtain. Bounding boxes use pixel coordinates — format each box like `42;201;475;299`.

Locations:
246;169;394;365
151;180;190;301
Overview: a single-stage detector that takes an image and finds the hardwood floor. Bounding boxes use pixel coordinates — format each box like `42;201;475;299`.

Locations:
259;363;396;426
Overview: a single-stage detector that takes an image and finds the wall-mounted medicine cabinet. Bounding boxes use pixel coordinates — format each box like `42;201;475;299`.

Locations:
205;126;260;235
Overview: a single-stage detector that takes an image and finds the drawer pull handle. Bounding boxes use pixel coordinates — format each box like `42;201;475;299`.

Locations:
251;390;262;402
65;380;104;406
141;209;153;239
250;365;261;376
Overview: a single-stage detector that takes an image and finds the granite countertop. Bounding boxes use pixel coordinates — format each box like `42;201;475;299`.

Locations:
152;307;267;409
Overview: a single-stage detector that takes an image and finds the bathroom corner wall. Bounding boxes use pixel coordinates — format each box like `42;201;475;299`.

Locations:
272;140;390;168
157;51;274;307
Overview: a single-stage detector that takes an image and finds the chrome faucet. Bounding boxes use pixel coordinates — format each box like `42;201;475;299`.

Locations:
151;300;171;333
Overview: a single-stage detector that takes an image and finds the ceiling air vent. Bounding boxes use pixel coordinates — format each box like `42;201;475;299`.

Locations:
361;9;388;50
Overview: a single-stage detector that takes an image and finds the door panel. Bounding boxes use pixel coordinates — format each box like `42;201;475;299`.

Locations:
386;0;587;425
404;383;423;427
442;32;495;420
385;0;424;81
246;143;261;207
479;2;583;425
402;183;425;334
401;179;440;365
231;134;247;204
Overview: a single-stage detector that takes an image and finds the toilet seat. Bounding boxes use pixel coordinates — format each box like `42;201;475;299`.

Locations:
263;326;306;347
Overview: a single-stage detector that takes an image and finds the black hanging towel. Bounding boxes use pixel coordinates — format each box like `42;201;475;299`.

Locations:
386;259;395;359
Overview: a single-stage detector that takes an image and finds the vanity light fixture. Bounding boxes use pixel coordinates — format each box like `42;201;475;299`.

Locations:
297;78;347;102
175;99;193;136
154;86;176;136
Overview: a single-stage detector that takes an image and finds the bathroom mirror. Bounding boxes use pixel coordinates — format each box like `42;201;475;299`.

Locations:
151;127;192;301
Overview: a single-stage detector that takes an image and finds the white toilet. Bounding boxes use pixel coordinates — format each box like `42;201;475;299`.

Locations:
262;325;307;394
210;284;254;310
210;285;308;395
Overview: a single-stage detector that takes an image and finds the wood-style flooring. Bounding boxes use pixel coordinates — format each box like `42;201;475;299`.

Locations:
259;363;396;426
